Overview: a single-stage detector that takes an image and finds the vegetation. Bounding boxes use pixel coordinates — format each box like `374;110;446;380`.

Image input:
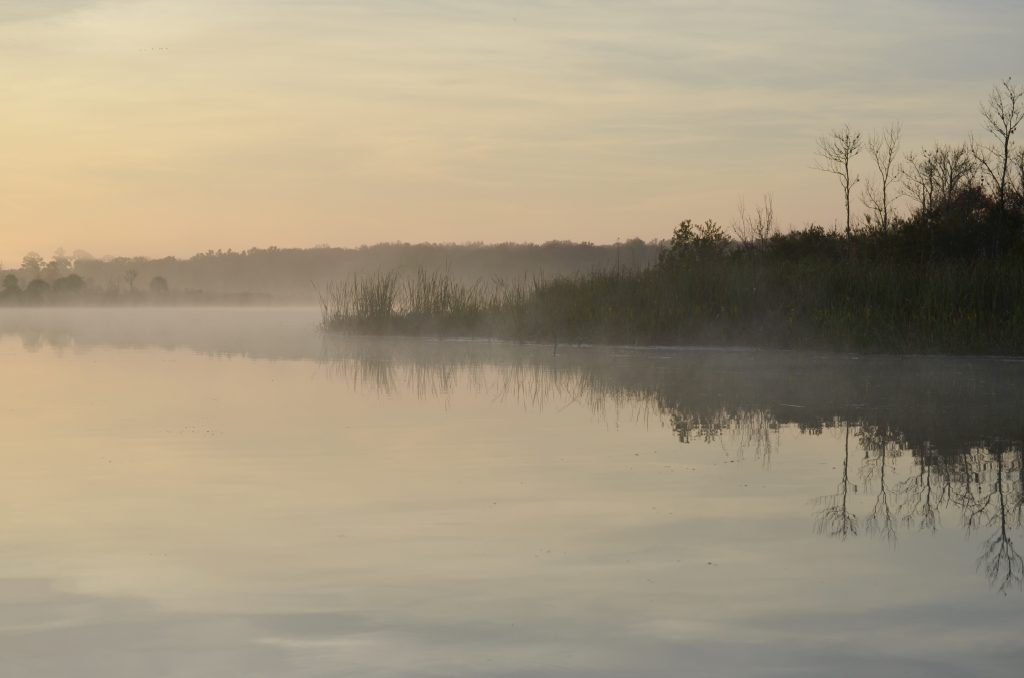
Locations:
320;255;1024;354
1;240;660;305
0;267;269;307
324;78;1024;355
9;311;1021;590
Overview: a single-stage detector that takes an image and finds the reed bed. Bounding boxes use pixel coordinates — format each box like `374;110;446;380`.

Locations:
320;259;1024;354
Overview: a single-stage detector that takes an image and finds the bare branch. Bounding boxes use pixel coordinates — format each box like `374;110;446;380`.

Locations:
732;194;776;247
902;143;977;211
815;124;863;233
1012;147;1024;204
976;77;1024;208
863;123;902;230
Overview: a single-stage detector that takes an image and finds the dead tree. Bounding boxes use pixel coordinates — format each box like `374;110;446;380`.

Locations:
933;143;978;204
901;148;938;211
972;78;1024;209
862;123;902;230
815;125;863;234
902;143;976;210
732;194;776;247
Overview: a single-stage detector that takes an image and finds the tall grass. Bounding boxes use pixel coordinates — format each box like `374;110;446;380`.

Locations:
320;259;1024;354
320;269;549;337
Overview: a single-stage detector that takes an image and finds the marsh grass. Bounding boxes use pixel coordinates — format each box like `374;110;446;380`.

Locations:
321;269;535;337
320;259;1024;354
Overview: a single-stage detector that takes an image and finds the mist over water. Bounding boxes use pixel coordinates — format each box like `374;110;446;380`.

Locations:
7;0;1023;674
1;308;1022;677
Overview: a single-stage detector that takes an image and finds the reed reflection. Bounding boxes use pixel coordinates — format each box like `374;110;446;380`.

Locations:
319;338;1024;594
3;312;1021;593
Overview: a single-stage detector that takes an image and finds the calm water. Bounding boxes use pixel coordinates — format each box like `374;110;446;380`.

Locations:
1;308;1022;677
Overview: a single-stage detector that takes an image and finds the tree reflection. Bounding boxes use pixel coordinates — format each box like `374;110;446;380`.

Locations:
959;449;1024;594
895;461;948;534
815;424;858;539
315;338;1024;593
858;428;902;543
820;436;1023;594
3;313;1021;591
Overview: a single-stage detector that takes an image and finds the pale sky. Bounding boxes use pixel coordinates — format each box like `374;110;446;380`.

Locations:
1;0;1021;259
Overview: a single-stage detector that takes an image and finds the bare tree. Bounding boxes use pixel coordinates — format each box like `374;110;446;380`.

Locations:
862;123;902;230
124;268;138;292
932;143;978;204
901;148;938;211
732;194;776;247
1013;147;1024;203
972;78;1024;209
815;125;863;234
902;143;976;210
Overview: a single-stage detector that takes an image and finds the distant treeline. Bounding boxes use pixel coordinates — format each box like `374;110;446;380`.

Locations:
0;270;273;307
324;78;1024;354
0;240;660;306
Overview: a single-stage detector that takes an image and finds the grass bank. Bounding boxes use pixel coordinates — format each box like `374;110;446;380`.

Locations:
319;257;1024;355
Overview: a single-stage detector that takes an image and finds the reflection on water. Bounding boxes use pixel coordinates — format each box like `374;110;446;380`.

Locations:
317;337;1024;595
1;308;1023;677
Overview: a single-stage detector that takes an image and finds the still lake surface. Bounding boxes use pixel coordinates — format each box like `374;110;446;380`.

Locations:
1;307;1022;677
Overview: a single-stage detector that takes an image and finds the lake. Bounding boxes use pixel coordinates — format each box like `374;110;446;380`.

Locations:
1;307;1022;677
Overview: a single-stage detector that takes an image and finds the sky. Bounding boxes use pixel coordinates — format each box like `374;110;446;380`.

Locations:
1;0;1022;260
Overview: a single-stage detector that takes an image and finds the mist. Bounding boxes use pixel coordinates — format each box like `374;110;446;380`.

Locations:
4;1;1023;676
1;240;660;304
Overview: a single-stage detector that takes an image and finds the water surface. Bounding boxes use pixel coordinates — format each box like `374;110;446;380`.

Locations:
1;308;1022;677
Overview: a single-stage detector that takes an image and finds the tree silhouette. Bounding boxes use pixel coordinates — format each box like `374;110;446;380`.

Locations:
973;78;1024;210
149;276;169;294
863;123;902;230
732;195;776;247
2;274;20;296
20;253;43;279
815;125;863;234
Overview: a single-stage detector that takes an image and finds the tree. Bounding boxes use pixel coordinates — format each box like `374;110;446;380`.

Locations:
660;219;730;262
1012;147;1024;206
815;125;863;234
124;269;138;292
21;252;44;279
901;148;938;211
149;276;169;294
732;194;776;247
972;78;1024;210
902;143;977;210
862;123;902;231
43;248;73;281
24;279;50;300
1;274;20;297
53;274;86;294
931;144;978;205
